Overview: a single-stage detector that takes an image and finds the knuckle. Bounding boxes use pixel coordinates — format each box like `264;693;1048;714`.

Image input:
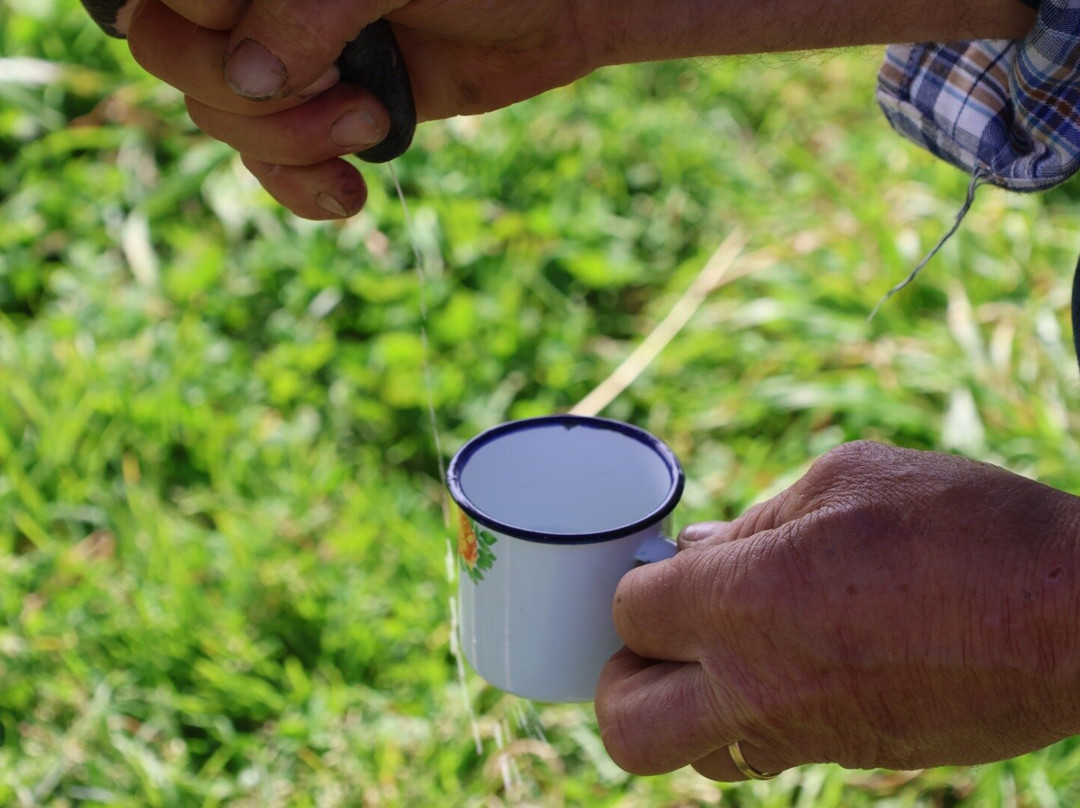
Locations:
795;440;913;520
251;2;348;58
806;440;889;485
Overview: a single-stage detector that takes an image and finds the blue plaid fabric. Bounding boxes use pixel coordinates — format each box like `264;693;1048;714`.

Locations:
877;0;1080;192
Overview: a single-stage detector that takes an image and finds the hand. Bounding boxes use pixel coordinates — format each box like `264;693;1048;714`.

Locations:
85;0;1035;220
595;441;1080;779
91;0;598;219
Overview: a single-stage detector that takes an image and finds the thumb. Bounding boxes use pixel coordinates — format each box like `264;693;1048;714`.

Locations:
677;521;734;549
224;0;404;100
678;483;807;550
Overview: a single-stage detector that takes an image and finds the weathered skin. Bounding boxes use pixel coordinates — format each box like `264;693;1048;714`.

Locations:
79;1;416;161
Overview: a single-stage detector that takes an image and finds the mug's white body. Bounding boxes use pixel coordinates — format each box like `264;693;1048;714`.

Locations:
448;415;684;703
459;525;665;703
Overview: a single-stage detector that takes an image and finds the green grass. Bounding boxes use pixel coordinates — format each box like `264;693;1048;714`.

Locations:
5;0;1080;804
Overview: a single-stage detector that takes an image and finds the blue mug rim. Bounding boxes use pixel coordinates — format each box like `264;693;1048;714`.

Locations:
446;414;685;545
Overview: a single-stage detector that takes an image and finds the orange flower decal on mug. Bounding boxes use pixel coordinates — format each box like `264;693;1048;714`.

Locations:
458;508;479;568
458;507;497;583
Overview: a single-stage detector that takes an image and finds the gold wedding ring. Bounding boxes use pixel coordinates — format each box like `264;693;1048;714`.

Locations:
727;740;779;780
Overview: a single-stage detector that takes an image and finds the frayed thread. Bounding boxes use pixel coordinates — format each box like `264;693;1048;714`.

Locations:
867;169;985;321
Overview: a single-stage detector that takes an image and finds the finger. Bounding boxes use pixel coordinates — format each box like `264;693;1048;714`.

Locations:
595;647;734;775
186;84;390;165
691;740;790;782
224;0;397;100
614;527;806;663
678;521;734;549
240;155;368;220
159;0;244;30
612;552;707;663
127;0;339;116
688;476;823;549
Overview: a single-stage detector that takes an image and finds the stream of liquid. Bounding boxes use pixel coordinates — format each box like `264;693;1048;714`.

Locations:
389;164;545;794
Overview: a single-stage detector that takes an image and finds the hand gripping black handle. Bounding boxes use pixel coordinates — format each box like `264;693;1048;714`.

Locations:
336;19;417;163
80;2;416;161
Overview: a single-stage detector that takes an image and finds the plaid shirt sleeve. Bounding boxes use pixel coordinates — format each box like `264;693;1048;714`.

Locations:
877;0;1080;192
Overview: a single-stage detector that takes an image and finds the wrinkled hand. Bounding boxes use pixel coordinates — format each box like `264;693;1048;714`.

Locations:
85;0;598;219
596;441;1080;780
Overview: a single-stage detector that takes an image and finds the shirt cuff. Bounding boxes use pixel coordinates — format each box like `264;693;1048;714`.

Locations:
876;0;1080;192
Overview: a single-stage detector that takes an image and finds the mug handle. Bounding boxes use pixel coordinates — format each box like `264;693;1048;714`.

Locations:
633;535;678;566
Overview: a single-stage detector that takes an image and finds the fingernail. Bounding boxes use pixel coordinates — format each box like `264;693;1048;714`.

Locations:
298;66;340;99
330;110;384;148
315;192;350;218
678;521;729;545
225;39;286;100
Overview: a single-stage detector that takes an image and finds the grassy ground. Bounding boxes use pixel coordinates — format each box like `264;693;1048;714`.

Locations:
5;0;1080;805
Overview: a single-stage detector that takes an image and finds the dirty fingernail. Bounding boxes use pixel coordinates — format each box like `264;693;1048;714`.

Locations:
330;110;383;148
225;39;286;100
315;192;350;218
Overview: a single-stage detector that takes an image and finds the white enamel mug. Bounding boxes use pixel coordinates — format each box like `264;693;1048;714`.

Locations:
447;415;685;702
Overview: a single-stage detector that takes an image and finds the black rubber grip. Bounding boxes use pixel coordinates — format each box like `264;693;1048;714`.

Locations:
336;20;417;163
80;0;128;38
